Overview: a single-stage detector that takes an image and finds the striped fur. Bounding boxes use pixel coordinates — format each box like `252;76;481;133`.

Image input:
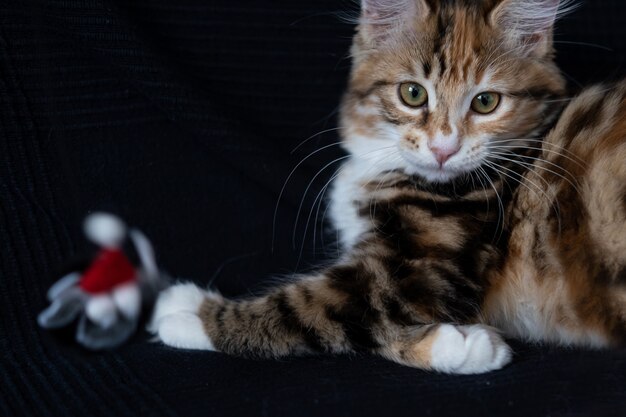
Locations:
150;0;626;374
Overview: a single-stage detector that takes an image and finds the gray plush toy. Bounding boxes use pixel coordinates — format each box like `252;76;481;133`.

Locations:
38;213;167;350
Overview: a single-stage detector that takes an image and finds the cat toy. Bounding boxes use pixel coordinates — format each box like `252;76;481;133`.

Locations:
38;212;166;350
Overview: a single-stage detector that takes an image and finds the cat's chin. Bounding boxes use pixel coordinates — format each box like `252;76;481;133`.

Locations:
404;164;466;185
398;151;486;186
398;149;467;184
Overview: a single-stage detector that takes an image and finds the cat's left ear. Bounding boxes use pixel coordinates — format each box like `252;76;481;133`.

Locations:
360;0;431;43
490;0;574;57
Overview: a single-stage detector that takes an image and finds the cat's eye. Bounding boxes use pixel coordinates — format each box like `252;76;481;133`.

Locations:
399;83;428;108
471;92;501;114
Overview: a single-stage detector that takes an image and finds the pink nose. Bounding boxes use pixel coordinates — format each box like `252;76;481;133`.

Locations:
430;146;460;165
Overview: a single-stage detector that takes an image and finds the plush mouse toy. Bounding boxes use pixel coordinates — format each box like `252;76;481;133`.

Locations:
38;212;166;350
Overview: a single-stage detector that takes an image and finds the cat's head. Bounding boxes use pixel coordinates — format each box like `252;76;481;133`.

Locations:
340;0;569;185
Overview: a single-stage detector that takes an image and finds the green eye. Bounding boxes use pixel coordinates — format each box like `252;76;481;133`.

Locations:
471;92;501;114
399;83;428;108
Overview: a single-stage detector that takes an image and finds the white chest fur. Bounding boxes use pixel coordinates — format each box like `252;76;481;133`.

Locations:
328;158;373;251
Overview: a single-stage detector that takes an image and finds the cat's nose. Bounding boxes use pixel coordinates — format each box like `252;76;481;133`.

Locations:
429;145;460;165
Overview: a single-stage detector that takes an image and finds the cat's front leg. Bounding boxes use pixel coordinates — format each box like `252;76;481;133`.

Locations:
149;270;511;374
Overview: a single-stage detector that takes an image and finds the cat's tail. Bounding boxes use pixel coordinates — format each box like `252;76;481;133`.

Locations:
148;271;512;374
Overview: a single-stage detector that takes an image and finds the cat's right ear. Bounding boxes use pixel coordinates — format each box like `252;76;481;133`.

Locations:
490;0;577;57
360;0;431;43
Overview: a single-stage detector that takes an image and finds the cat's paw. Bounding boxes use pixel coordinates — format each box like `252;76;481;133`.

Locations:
148;282;219;350
430;324;512;374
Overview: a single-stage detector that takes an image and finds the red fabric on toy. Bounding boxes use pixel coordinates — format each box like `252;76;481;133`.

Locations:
79;249;136;294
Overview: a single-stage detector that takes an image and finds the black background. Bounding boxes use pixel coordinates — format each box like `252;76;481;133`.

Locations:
1;1;625;416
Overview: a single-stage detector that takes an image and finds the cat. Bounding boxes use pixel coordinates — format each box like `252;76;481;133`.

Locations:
148;0;626;374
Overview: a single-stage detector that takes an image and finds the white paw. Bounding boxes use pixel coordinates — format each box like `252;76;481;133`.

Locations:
148;282;219;350
430;324;512;374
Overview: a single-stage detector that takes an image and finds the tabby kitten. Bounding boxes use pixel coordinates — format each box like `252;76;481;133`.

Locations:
149;0;626;374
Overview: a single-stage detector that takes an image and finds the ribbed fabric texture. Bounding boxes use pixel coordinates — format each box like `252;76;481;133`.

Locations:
0;1;625;416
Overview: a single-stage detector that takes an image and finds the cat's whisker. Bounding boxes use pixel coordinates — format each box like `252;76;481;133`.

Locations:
371;155;405;227
484;160;563;233
315;169;344;255
543;85;617;104
491;153;580;206
492;145;587;171
476;166;505;243
489;150;582;196
543;96;576;103
559;68;582;88
311;104;343;131
467;171;478;194
489;154;575;236
301;168;343;265
293;155;352;250
483;42;529;72
486;39;547;70
553;40;613;51
272;141;345;253
488;142;586;169
489;146;581;179
291;127;347;154
484;160;546;202
483;161;534;198
289;10;345;26
490;137;585;159
471;169;487;202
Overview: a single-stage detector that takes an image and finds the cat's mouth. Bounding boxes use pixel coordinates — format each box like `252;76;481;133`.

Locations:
399;149;473;184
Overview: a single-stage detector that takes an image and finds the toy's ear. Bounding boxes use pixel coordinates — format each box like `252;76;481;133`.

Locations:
76;314;137;351
490;0;576;57
360;0;431;43
129;229;159;280
38;287;85;329
84;212;127;248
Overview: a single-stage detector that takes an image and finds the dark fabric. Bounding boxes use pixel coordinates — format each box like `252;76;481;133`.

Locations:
1;0;625;416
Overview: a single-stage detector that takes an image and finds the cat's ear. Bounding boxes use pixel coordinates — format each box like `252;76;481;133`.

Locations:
490;0;574;57
360;0;431;42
